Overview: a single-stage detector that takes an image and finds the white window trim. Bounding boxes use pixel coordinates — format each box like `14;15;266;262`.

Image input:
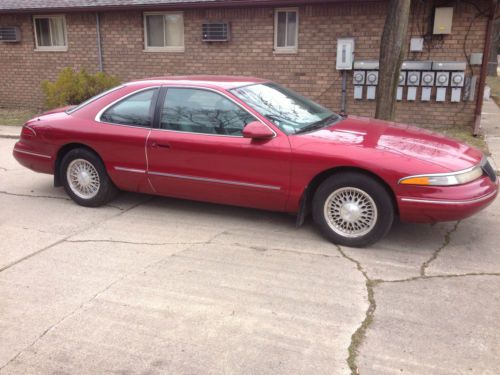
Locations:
143;11;185;52
274;7;299;54
33;15;68;52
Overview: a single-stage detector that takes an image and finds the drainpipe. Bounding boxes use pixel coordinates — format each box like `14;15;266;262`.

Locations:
473;0;498;135
96;12;103;72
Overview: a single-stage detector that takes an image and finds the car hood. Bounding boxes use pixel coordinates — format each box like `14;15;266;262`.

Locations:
303;115;483;172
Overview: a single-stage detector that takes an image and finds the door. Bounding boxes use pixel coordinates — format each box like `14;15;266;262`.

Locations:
93;87;159;193
146;87;291;211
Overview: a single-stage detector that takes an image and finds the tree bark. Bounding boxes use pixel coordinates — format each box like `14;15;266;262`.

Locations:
487;18;499;77
375;0;411;121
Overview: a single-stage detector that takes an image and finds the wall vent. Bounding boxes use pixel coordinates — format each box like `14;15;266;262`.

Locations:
0;26;21;42
202;22;230;42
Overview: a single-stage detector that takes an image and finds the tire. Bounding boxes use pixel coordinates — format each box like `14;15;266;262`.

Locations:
60;148;118;207
312;172;394;247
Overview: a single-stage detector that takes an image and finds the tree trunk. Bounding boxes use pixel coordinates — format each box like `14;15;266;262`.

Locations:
487;19;499;77
375;0;411;121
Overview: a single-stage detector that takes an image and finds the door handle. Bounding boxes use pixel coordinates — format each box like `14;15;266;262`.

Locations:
150;141;170;149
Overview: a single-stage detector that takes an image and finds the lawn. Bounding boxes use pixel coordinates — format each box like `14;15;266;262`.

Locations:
0;108;38;126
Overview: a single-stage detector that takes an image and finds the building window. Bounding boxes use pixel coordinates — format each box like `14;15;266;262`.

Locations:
33;15;67;51
274;8;298;53
144;12;184;52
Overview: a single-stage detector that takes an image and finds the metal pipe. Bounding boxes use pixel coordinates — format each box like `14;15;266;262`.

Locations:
340;70;347;116
473;0;497;135
96;12;103;72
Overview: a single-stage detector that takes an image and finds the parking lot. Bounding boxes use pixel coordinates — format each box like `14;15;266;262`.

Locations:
0;125;499;374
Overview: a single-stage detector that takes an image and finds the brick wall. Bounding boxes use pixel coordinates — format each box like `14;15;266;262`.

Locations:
0;0;490;129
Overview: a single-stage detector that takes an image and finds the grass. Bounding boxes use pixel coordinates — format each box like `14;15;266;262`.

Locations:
487;75;500;108
0;108;38;126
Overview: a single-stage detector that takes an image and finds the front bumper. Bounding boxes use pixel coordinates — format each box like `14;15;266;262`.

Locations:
397;175;498;223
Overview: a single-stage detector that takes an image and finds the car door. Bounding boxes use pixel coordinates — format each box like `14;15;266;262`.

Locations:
93;86;159;193
146;86;291;211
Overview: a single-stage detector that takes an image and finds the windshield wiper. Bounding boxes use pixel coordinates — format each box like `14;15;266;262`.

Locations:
294;114;340;134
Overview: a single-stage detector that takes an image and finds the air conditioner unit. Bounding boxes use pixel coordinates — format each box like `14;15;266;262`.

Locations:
0;26;21;42
202;22;230;42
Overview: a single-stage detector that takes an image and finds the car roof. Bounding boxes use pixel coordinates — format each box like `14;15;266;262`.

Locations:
128;75;269;90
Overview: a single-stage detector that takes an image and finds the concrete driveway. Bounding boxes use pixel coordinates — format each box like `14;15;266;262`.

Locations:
0;131;499;374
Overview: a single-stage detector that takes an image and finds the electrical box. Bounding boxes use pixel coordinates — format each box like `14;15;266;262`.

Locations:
410;37;424;52
432;61;466;71
353;60;379;70
336;38;355;70
470;53;483;65
354;86;363;100
366;86;376;100
402;60;432;70
366;71;379;86
396;87;403;101
433;7;453;35
353;71;366;85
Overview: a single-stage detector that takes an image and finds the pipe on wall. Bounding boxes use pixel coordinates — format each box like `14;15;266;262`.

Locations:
473;0;498;135
96;12;103;72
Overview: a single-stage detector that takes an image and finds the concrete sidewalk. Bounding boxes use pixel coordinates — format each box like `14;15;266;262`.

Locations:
0;125;20;139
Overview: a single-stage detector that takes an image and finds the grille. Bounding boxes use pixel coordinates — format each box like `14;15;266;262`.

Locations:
202;22;230;42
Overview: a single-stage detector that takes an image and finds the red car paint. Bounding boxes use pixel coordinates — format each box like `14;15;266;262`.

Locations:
13;76;498;223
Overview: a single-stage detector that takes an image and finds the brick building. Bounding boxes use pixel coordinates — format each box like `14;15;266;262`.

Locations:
0;0;497;130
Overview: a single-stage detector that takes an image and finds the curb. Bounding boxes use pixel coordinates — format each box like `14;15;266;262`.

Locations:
0;135;19;139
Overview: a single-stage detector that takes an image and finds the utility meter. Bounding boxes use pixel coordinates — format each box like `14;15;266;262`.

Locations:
451;72;465;87
398;72;406;86
421;72;435;86
353;71;365;85
366;71;379;85
336;38;355;70
407;71;421;86
435;72;450;87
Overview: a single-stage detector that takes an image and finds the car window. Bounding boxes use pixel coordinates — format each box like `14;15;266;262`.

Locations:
160;88;255;136
100;88;157;127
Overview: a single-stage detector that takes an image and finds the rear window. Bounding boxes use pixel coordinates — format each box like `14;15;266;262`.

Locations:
66;85;125;114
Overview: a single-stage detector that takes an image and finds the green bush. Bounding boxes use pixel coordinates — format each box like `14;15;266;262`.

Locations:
41;68;121;109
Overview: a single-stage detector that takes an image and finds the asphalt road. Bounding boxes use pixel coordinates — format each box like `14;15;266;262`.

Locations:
0;135;499;375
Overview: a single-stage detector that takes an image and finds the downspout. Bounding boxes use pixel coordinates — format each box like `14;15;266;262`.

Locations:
96;12;103;72
473;0;498;135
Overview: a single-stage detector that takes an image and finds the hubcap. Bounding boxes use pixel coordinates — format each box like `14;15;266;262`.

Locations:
66;159;100;199
324;187;378;238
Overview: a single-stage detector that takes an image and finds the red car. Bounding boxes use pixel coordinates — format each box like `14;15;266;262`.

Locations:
13;76;498;247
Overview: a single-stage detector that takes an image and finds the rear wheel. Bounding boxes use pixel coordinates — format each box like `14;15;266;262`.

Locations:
312;172;394;247
61;148;118;207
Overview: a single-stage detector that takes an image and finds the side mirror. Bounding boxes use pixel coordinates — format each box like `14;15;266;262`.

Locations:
242;121;275;140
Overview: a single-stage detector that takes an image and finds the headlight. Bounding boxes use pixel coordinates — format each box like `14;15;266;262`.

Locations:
399;165;484;186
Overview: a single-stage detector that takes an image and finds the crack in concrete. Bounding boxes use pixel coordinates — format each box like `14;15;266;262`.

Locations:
0;199;149;273
66;239;211;246
227;241;335;258
0;190;70;201
378;272;500;284
333;245;377;375
420;221;460;277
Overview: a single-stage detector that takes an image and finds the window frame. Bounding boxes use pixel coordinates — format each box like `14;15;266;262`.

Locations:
155;86;275;138
33;14;68;52
273;7;299;54
95;86;160;129
143;11;185;53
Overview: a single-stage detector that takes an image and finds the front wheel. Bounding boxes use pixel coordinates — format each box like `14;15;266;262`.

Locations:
61;148;118;207
312;172;394;247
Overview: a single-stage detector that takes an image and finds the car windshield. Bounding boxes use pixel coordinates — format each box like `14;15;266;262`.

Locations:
230;82;340;135
66;85;125;114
